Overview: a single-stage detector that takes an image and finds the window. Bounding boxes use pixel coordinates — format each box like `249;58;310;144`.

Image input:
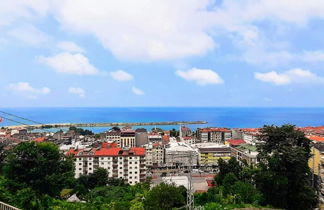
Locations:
79;163;82;165
79;168;82;170
129;176;132;179
101;162;104;165
89;158;92;160
119;167;122;169
135;171;138;174
89;163;92;165
101;157;104;160
89;168;92;170
129;171;132;174
119;172;122;174
108;167;110;169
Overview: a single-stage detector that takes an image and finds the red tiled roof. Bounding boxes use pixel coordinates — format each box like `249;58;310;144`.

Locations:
95;147;145;156
206;180;215;187
240;128;259;132
102;142;118;148
300;126;324;131
34;137;45;143
66;149;82;156
227;139;246;146
162;134;170;141
307;135;324;142
181;126;190;131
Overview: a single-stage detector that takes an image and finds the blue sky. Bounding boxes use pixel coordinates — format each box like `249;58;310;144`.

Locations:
1;0;324;107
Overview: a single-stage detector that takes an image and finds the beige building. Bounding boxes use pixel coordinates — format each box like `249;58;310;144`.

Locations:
145;143;164;167
120;129;136;148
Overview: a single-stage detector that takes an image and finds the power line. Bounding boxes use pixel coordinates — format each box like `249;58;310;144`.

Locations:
0;111;52;132
0;110;43;125
0;115;31;127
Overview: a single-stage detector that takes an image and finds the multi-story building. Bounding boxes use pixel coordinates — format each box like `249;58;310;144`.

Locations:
120;129;136;148
231;143;258;165
197;128;232;143
105;130;121;145
198;146;231;166
165;142;198;167
68;146;146;185
180;126;192;137
144;142;165;168
148;132;162;143
308;143;324;203
135;128;148;147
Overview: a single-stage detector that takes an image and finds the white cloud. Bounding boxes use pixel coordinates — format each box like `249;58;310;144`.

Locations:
8;82;50;98
0;0;51;26
255;68;324;85
301;50;324;62
132;87;144;95
68;87;85;98
2;0;324;64
52;0;215;61
38;52;99;75
176;68;224;86
110;70;133;81
56;41;85;53
8;24;50;45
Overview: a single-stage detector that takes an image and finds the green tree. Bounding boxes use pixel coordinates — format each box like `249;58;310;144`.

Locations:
214;157;242;185
77;168;108;190
2;142;75;197
256;125;317;210
170;128;179;137
144;183;186;210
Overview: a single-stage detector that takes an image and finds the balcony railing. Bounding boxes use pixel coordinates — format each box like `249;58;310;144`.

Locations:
0;201;20;210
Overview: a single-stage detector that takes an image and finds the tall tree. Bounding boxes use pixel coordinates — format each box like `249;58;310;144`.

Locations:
256;125;317;210
144;183;186;210
214;157;242;185
2;142;75;197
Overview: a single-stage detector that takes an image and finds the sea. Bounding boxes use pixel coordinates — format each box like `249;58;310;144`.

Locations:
1;107;324;133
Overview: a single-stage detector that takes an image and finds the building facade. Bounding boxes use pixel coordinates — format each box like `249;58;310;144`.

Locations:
198;146;231;166
120;129;136;148
197;128;232;143
68;147;146;185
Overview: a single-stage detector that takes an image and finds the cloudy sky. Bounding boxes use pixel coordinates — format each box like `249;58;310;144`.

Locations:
1;0;324;107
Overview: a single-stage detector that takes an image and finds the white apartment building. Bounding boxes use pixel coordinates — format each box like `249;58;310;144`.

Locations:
242;133;258;145
68;146;146;185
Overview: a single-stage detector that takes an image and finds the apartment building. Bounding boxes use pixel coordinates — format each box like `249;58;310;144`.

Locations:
68;146;146;185
197;128;232;143
105;130;121;145
231;144;258;165
144;142;165;168
120;129;136;148
165;142;198;167
198;146;231;166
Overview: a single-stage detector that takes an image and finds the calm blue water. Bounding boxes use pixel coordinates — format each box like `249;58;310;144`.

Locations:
1;107;324;133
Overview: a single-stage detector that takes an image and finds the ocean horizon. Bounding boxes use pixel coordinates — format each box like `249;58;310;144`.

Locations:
1;107;324;133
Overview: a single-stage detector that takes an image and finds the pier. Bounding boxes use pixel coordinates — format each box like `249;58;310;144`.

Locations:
5;121;208;130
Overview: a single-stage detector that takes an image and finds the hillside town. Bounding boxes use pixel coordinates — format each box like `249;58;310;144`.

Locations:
1;124;324;200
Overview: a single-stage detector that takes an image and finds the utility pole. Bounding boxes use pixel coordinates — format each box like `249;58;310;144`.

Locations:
187;151;194;210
